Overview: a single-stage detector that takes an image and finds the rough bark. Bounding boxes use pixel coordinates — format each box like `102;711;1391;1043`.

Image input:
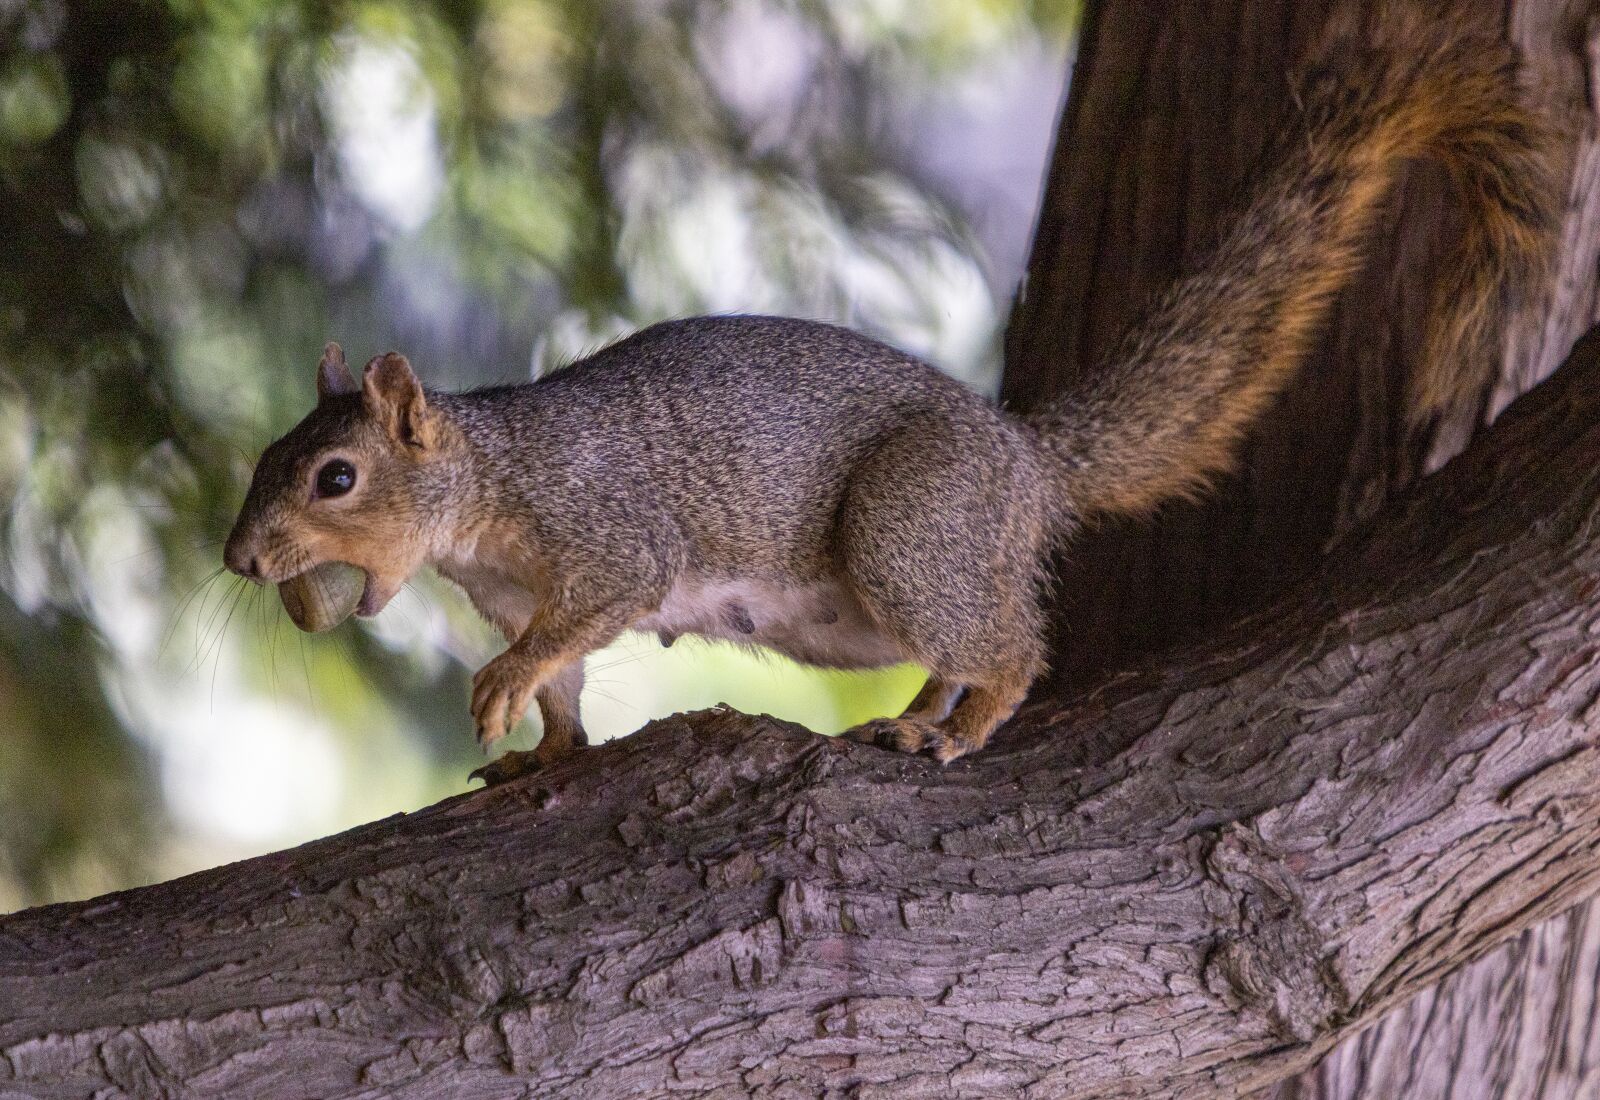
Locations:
4;326;1600;1096
4;3;1599;1096
1002;1;1600;1096
1271;902;1600;1100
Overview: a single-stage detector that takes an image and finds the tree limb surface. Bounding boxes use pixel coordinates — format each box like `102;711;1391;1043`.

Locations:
4;331;1600;1099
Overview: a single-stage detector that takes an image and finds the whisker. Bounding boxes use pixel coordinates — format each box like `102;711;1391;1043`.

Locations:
587;650;651;674
258;585;280;706
299;629;318;716
111;537;222;568
582;687;633;710
333;632;359;696
183;575;240;674
158;567;225;662
388;581;432;637
208;580;250;712
190;575;243;677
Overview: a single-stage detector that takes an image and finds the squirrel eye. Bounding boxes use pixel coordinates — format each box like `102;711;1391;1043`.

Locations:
314;459;357;499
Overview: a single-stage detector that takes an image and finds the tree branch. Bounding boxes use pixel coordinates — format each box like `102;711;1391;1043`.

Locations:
5;330;1600;1099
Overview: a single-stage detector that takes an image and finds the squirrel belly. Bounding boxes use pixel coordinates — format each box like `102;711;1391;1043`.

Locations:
636;577;905;669
225;7;1557;783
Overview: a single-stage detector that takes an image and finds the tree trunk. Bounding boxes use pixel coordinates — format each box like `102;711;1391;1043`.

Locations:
1002;1;1600;1096
3;329;1600;1098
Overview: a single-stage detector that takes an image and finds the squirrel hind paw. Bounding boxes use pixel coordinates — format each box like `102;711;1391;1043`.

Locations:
844;717;984;765
838;716;934;761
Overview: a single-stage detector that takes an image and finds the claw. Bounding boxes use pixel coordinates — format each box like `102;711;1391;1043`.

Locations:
927;730;973;764
470;749;543;786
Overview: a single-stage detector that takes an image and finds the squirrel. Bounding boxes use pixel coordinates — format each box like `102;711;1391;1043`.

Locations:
225;9;1554;784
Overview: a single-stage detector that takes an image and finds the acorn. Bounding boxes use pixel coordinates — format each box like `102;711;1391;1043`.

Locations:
278;562;365;633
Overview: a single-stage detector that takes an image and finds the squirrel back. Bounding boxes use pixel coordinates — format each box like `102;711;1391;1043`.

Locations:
1025;6;1558;521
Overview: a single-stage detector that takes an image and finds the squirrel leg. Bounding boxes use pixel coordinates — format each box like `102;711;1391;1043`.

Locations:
845;667;1031;762
922;670;1032;764
533;659;588;761
471;587;656;748
901;677;964;722
836;419;1049;762
471;660;588;786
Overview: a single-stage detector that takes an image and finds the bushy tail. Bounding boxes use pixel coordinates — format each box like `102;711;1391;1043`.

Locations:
1030;6;1558;521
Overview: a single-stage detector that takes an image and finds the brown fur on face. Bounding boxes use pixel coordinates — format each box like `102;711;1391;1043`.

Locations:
224;345;467;615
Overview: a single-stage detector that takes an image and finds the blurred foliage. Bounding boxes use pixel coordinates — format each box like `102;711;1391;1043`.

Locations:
0;0;1074;909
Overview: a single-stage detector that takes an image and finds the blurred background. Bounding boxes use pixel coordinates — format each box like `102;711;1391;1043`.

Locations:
0;0;1075;909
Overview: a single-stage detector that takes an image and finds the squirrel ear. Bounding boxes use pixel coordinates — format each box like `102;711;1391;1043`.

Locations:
362;352;438;449
316;342;358;400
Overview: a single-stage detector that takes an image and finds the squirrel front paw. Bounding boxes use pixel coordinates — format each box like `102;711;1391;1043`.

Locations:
471;649;543;746
470;738;583;786
470;749;541;786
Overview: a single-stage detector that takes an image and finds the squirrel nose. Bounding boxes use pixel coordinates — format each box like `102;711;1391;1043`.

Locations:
224;537;263;582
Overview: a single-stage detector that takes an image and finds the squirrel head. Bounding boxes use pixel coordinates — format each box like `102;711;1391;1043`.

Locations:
224;343;462;617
